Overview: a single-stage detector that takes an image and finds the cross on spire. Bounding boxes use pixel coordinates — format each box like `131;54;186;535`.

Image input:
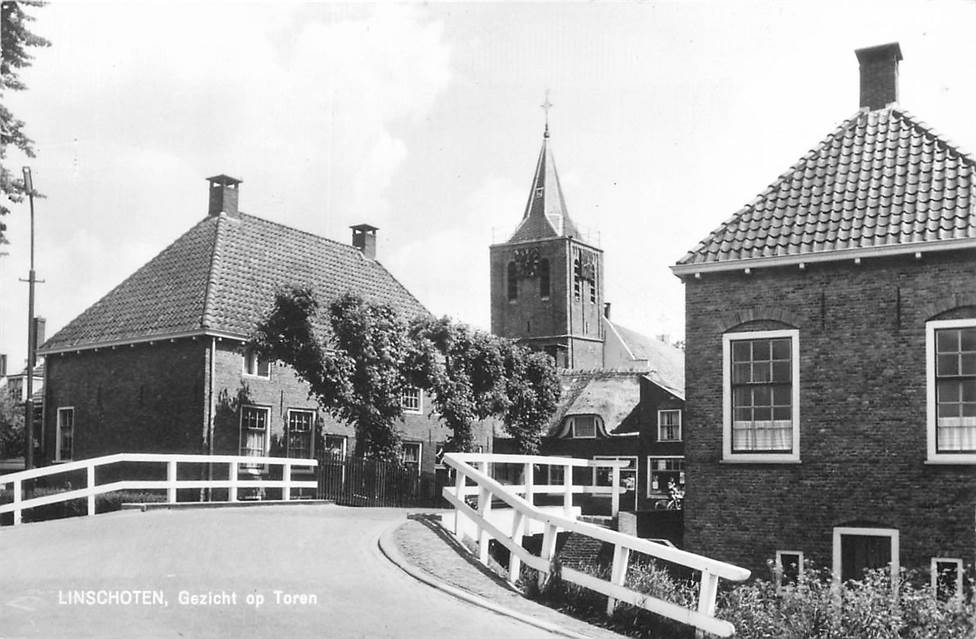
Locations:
541;89;553;137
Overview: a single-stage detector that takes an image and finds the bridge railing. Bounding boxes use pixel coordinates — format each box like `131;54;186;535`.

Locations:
442;453;750;638
0;453;318;526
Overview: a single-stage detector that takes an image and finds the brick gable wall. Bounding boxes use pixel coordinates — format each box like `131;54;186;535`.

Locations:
683;249;976;577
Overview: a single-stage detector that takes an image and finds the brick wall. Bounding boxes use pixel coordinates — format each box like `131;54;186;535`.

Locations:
683;249;976;576
42;340;207;461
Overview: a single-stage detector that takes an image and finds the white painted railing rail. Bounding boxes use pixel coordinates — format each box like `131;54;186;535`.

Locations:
0;453;317;526
442;453;750;638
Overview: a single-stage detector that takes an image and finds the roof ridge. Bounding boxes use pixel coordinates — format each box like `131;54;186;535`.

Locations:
237;211;362;254
677;110;865;266
200;214;225;330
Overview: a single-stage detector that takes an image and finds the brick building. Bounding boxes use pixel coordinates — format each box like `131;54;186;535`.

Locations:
673;43;975;594
36;175;481;474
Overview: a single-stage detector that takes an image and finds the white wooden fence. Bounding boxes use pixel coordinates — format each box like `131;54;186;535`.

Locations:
442;453;750;638
0;453;318;526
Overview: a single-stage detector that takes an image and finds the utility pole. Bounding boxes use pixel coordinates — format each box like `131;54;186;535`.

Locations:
21;167;38;470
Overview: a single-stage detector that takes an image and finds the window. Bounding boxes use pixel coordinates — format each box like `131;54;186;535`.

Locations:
927;320;976;462
568;415;598;438
658;409;682;442
324;434;347;459
931;558;963;601
286;409;314;459
56;407;74;461
507;262;518;301
401;387;422;414
573;258;582;300
832;527;899;586
723;329;800;462
243;346;271;378
775;551;804;592
240;405;270;459
589;264;597;303
647;457;684;497
539;259;550;299
401;442;422;475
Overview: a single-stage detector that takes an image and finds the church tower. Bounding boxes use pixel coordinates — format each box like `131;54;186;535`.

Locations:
490;123;604;369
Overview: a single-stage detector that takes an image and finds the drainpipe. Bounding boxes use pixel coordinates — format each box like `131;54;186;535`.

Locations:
207;337;216;498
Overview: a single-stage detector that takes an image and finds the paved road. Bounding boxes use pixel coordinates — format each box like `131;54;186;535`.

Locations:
0;506;559;639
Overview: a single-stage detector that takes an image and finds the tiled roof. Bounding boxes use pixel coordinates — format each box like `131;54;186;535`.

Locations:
508;130;582;243
41;213;428;352
675;107;976;272
605;320;685;396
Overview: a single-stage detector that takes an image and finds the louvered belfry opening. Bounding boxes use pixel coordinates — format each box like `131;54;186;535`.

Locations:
855;42;902;110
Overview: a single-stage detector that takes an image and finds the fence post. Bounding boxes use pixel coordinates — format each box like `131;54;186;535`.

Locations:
537;522;559;590
282;462;292;501
562;463;573;517
508;510;525;586
611;463;621;517
523;462;534;505
694;570;721;639
167;460;178;504
229;462;238;502
477;484;493;565
453;467;465;538
606;544;632;616
87;464;96;516
13;480;22;526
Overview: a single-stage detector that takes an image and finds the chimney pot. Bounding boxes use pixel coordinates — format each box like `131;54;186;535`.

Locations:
33;317;46;353
603;302;611;319
0;354;6;377
855;42;902;110
207;174;242;217
350;223;378;260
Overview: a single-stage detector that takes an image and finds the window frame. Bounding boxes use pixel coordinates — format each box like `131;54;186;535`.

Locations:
56;406;75;462
930;557;963;600
657;409;682;442
324;434;347;459
568;415;598;439
401;441;422;475
242;347;271;379
832;526;899;587
592;455;638;510
285;408;315;459
775;550;804;593
926;318;976;464
239;404;271;460
400;387;423;414
646;455;684;498
722;328;801;463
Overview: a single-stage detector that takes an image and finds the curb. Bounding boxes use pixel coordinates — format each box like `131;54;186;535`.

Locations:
122;499;334;512
377;521;609;639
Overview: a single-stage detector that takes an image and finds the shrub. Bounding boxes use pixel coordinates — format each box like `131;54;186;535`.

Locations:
0;488;167;526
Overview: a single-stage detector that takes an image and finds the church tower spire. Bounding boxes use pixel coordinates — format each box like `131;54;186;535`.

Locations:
489;102;604;370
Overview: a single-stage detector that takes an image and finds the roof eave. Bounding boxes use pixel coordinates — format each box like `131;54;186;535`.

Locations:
38;328;252;356
671;236;976;278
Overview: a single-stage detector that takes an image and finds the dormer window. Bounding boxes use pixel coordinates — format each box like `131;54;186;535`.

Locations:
568;415;599;438
243;346;271;378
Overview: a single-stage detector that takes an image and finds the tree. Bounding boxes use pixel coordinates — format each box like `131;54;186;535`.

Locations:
255;288;411;462
1;1;51;245
257;288;561;459
0;391;25;458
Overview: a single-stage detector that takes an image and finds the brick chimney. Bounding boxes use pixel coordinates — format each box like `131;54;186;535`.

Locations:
350;224;378;260
0;353;6;377
855;42;902;110
207;175;242;217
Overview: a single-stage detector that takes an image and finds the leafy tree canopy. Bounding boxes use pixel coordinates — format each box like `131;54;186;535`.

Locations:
256;288;561;460
0;390;25;459
1;1;51;244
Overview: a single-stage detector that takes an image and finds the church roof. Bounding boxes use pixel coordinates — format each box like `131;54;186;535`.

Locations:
40;212;428;353
508;129;582;243
673;107;976;275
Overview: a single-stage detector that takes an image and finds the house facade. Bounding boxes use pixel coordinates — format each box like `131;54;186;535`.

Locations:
37;175;482;475
674;43;975;593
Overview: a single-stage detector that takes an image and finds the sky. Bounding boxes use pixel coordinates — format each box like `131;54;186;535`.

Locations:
3;0;976;371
